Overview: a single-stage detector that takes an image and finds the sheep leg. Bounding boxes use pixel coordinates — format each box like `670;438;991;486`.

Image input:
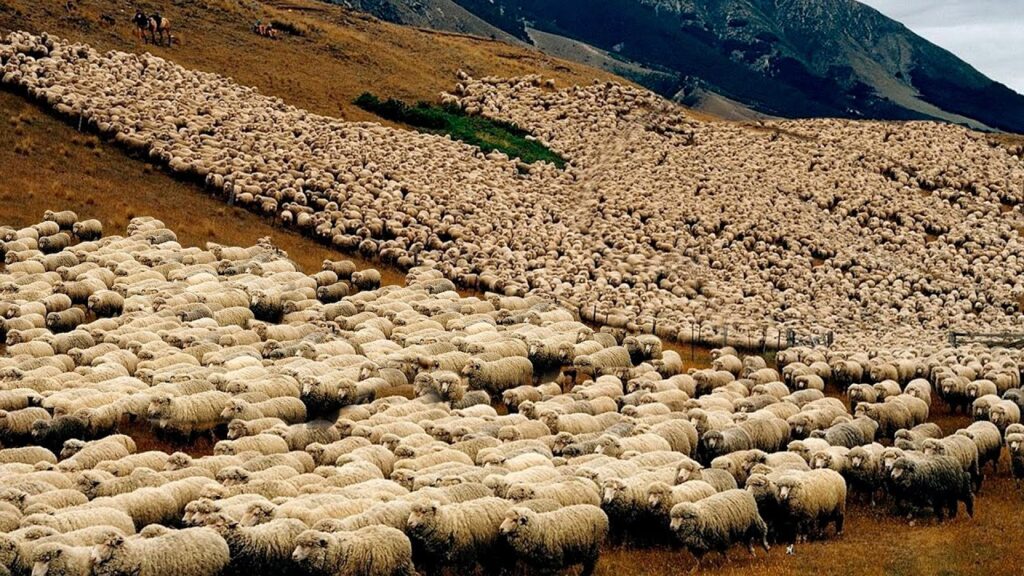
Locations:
580;550;600;576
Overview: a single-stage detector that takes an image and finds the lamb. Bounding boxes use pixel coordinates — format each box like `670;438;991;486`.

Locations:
889;455;974;519
675;460;738;492
292;526;415;576
669;489;769;564
775;469;846;543
59;438;133;471
988;399;1021;433
406;498;512;574
462;357;534;394
90;528;231;576
499;505;609;576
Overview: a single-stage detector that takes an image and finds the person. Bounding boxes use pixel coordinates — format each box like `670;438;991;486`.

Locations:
133;9;149;40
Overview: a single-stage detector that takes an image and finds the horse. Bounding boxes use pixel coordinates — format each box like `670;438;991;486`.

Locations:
138;14;172;46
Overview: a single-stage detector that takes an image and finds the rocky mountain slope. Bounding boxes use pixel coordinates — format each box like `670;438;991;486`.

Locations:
338;0;1024;132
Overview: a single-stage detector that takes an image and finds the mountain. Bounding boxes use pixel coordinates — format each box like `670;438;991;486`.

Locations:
336;0;1024;132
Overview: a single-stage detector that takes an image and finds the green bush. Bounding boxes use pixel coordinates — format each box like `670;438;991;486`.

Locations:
354;92;565;168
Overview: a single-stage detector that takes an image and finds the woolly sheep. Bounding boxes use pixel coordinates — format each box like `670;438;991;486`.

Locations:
669;489;769;562
90;528;230;576
499;505;609;576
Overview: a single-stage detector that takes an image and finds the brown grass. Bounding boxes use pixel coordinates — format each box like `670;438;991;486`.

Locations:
0;89;407;280
0;0;628;122
0;2;1017;575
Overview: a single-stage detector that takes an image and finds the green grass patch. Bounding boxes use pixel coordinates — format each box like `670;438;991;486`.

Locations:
354;92;565;168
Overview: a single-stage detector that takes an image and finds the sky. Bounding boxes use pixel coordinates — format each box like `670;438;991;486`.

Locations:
858;0;1024;94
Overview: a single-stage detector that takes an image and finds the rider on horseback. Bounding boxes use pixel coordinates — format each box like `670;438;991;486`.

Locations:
132;9;148;31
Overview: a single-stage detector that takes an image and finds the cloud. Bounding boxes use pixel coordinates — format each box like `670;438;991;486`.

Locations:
859;0;1024;93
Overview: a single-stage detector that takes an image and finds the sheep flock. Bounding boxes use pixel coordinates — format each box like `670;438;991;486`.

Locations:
0;212;1022;576
2;29;1024;575
4;31;1024;350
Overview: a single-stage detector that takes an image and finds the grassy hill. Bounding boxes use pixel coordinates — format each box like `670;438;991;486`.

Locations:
0;0;627;273
0;0;625;122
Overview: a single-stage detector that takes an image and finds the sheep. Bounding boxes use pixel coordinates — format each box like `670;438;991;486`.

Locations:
219;397;307;424
291;526;414;576
206;513;306;576
893;423;943;451
1008;432;1024;488
350;269;383;291
499;505;609;576
462;357;534;394
71;219;102;241
988;399;1022;433
406;498;512;574
889;456;974;519
21;507;135;535
775;469;847;543
645;480;717;525
507;478;600;507
90;528;231;576
227;417;288;440
921;436;982;491
956;421;1003;475
675;460;738;492
28;540;97;576
669;489;769;564
0;446;58;466
87;291;124;317
147;391;232;437
846;443;886;504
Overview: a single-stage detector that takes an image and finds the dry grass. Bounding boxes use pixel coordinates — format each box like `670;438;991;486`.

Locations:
0;89;407;280
0;3;1017;575
0;0;627;122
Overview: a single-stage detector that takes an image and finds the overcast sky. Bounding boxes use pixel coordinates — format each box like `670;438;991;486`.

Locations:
858;0;1024;94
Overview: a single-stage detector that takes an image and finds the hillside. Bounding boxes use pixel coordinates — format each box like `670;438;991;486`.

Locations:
338;0;1024;132
0;0;625;122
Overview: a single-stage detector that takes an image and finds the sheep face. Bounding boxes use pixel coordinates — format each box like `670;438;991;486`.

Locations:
241;502;275;527
668;502;699;533
499;507;532;536
292;531;331;566
90;534;125;567
32;542;67;576
888;458;916;487
602;479;627;505
407;501;440;530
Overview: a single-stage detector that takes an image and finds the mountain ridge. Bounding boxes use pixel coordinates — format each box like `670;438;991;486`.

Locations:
332;0;1024;132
